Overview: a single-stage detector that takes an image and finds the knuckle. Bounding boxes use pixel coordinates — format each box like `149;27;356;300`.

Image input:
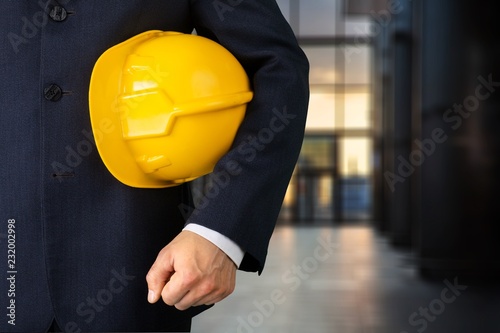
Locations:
201;280;216;294
185;270;197;283
182;271;201;287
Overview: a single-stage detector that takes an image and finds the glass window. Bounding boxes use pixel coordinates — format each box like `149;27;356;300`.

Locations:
344;17;375;37
303;47;336;84
307;92;371;131
275;0;290;22
306;92;336;130
298;136;336;169
278;0;375;222
344;93;371;129
339;138;372;176
345;45;372;84
314;175;335;219
299;0;337;36
303;45;371;85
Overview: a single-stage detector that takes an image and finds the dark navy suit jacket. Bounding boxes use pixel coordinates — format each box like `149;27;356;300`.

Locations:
0;0;309;331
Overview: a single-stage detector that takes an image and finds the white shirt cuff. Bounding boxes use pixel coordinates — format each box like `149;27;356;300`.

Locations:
183;223;245;268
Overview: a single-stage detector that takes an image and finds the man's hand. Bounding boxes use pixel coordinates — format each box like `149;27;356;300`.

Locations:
146;230;237;310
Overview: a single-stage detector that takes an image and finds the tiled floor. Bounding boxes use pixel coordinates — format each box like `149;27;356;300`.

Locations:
192;224;500;333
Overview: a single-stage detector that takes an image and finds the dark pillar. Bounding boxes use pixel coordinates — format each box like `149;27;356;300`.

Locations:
413;0;500;279
386;0;414;247
372;23;391;233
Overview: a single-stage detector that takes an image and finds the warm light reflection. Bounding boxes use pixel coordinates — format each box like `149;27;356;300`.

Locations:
306;92;371;131
344;93;371;129
319;176;333;207
340;138;372;176
310;67;338;83
305;93;336;130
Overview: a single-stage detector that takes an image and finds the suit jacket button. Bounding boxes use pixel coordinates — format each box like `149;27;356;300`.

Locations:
44;84;63;101
49;6;68;22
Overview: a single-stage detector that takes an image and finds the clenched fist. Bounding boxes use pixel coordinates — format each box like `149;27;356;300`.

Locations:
146;230;237;310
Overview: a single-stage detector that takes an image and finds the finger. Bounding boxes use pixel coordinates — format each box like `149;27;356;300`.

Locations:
161;270;197;308
191;295;219;307
146;254;174;304
182;288;231;308
172;289;215;310
170;279;215;310
172;291;198;311
175;277;235;309
184;262;237;308
191;283;235;307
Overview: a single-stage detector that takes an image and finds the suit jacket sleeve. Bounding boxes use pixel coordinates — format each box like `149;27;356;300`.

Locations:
187;0;310;273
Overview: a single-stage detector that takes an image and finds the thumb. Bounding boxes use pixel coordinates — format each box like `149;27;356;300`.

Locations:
146;251;175;304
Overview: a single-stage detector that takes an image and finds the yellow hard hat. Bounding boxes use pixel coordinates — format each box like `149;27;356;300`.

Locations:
89;31;253;188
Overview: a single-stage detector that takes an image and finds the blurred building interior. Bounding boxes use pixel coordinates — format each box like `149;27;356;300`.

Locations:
193;0;500;332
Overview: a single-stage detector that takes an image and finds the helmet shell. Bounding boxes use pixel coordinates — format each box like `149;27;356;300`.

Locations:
89;31;252;188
